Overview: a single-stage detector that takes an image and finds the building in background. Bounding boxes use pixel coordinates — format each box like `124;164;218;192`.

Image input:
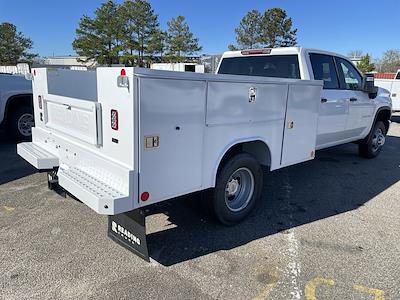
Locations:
43;55;96;68
151;62;205;73
199;54;222;73
371;72;397;79
349;56;362;66
0;63;30;75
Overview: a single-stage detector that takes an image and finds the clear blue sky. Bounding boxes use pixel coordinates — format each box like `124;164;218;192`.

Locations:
1;0;399;59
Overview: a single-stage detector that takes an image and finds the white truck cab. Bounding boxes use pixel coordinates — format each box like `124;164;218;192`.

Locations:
17;47;391;261
217;47;392;152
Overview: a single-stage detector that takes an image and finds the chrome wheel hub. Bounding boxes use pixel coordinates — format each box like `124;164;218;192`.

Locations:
225;167;255;212
371;128;385;152
17;113;34;137
226;178;240;196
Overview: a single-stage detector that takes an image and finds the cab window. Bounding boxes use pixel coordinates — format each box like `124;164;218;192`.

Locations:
309;53;339;89
336;58;363;90
218;55;300;79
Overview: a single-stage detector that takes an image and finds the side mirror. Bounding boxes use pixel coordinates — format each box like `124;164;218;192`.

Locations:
363;73;378;99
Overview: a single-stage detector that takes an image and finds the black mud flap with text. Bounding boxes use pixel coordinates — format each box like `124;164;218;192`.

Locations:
108;209;150;262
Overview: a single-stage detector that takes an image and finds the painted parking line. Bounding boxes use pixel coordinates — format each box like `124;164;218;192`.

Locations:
353;284;385;300
305;277;385;300
305;277;335;300
3;206;15;212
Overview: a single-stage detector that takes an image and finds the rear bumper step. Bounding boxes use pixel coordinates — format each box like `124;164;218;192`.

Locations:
58;166;130;215
17;142;59;169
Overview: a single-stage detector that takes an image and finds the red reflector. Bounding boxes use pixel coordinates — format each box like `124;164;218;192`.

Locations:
120;68;126;76
241;48;271;55
33;70;36;76
38;95;42;109
141;192;149;201
111;109;118;130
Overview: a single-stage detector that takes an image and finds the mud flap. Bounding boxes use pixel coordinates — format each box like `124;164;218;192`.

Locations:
108;209;150;262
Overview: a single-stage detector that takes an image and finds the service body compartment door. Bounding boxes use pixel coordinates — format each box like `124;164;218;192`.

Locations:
281;84;322;167
44;95;102;146
138;78;206;205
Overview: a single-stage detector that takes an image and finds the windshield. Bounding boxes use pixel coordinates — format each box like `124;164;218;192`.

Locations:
217;55;300;79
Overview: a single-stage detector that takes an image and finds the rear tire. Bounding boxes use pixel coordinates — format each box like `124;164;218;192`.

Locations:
9;106;34;141
212;153;263;225
358;121;386;158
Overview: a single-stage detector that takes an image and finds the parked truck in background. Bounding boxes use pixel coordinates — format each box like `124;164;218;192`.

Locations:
17;47;391;261
373;70;400;111
0;73;34;140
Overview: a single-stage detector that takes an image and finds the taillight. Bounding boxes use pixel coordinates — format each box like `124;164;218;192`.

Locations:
38;95;42;109
140;192;149;201
111;109;118;130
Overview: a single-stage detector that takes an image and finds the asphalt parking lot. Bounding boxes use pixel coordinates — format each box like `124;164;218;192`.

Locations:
1;116;400;300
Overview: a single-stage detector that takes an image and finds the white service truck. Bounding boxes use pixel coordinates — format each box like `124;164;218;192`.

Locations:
373;69;400;111
17;47;391;261
0;73;34;140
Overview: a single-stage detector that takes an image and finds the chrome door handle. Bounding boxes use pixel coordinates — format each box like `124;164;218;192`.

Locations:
321;98;327;103
349;98;357;102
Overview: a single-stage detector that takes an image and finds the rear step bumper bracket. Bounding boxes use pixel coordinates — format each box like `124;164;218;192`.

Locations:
108;209;149;262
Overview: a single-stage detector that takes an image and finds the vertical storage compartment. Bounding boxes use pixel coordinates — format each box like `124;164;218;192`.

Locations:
138;77;206;205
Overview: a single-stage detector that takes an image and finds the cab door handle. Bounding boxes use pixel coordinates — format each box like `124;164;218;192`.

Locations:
321;98;328;103
349;97;357;102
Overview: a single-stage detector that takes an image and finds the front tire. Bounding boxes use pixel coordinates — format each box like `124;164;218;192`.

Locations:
358;121;386;158
9;106;34;141
212;153;263;225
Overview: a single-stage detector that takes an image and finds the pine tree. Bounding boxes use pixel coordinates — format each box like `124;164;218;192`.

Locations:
357;54;375;73
259;8;297;47
233;10;262;50
230;8;297;50
0;22;37;65
121;0;159;66
166;16;202;62
147;30;167;61
73;0;124;66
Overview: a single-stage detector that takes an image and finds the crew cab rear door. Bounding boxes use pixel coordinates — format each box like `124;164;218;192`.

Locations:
309;53;349;148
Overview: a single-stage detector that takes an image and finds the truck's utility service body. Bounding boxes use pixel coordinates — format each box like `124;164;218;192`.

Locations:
18;67;322;215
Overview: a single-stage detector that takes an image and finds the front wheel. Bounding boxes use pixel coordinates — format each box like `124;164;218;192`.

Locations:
212;153;263;225
358;121;386;158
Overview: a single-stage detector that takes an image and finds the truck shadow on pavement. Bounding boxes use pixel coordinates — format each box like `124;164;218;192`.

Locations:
146;134;400;266
0;132;36;185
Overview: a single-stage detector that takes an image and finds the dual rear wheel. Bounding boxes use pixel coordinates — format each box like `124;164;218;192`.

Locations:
211;153;263;225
